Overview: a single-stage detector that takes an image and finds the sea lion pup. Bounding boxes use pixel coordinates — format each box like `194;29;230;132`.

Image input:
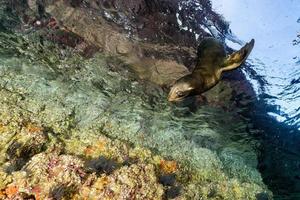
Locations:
168;37;255;102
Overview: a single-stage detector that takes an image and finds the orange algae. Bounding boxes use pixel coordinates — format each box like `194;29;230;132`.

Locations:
5;185;18;197
26;123;43;133
160;160;178;174
84;145;95;156
94;176;109;190
0;190;6;199
96;139;107;152
31;186;41;200
84;139;107;156
0;123;7;132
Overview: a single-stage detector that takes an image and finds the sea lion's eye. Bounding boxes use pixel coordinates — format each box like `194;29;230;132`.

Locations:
176;91;185;97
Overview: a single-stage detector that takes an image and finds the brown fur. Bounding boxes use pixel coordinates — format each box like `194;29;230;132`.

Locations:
168;37;255;102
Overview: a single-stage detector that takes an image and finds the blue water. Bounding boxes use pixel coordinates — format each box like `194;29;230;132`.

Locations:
211;0;300;129
210;0;300;199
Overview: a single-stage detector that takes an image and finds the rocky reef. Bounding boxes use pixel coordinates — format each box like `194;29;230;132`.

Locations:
0;0;272;199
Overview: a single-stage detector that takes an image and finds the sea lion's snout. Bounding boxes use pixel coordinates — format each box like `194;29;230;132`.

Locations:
168;87;179;102
168;93;179;102
168;96;175;102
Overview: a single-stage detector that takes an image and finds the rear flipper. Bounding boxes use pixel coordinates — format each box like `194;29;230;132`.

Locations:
221;39;255;72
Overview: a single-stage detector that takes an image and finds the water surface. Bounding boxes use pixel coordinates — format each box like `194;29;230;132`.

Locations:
212;0;300;128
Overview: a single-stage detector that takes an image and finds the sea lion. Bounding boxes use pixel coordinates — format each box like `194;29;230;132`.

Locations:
168;37;255;102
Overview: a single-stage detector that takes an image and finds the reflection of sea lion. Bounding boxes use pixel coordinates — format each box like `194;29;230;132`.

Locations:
168;37;255;102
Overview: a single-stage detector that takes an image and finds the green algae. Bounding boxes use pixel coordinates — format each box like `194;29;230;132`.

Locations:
0;28;272;199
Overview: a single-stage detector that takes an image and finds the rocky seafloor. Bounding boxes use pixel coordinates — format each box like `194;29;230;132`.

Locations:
0;0;272;199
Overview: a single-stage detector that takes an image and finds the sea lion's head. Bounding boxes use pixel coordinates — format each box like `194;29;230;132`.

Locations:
168;74;196;102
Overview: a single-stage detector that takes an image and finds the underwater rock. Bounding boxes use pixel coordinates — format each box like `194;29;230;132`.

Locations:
85;0;228;47
6;123;48;171
159;174;177;186
4;0;256;105
1;153;86;199
0;110;174;199
0;48;271;199
76;164;164;199
6;0;231;87
42;0;190;86
27;0;38;12
0;121;48;172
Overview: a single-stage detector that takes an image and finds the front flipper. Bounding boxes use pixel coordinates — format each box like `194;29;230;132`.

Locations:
221;39;255;72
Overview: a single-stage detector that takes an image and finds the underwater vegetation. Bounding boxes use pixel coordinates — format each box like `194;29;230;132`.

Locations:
0;34;270;199
0;0;277;199
0;36;271;198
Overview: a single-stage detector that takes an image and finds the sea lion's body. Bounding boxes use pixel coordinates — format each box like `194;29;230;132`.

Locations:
168;38;255;102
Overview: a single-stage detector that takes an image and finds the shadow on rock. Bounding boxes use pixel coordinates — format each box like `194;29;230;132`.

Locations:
49;183;78;200
85;156;120;175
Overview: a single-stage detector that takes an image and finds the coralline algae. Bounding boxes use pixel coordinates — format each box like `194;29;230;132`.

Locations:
0;31;272;199
0;0;272;199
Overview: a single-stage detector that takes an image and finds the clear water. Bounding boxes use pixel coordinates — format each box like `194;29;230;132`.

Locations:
210;0;300;199
1;0;300;199
0;26;267;198
211;0;300;129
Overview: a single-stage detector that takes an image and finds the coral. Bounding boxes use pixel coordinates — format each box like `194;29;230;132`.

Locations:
76;164;164;200
1;121;48;172
1;153;86;199
4;185;18;198
0;97;272;199
160;160;178;174
0;54;272;200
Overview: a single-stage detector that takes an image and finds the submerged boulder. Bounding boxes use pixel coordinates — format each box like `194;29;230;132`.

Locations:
3;153;85;199
6;0;235;88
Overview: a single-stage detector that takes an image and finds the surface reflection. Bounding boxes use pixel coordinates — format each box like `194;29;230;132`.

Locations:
211;0;300;128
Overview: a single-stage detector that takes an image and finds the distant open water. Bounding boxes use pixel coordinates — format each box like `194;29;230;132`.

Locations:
211;0;300;130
